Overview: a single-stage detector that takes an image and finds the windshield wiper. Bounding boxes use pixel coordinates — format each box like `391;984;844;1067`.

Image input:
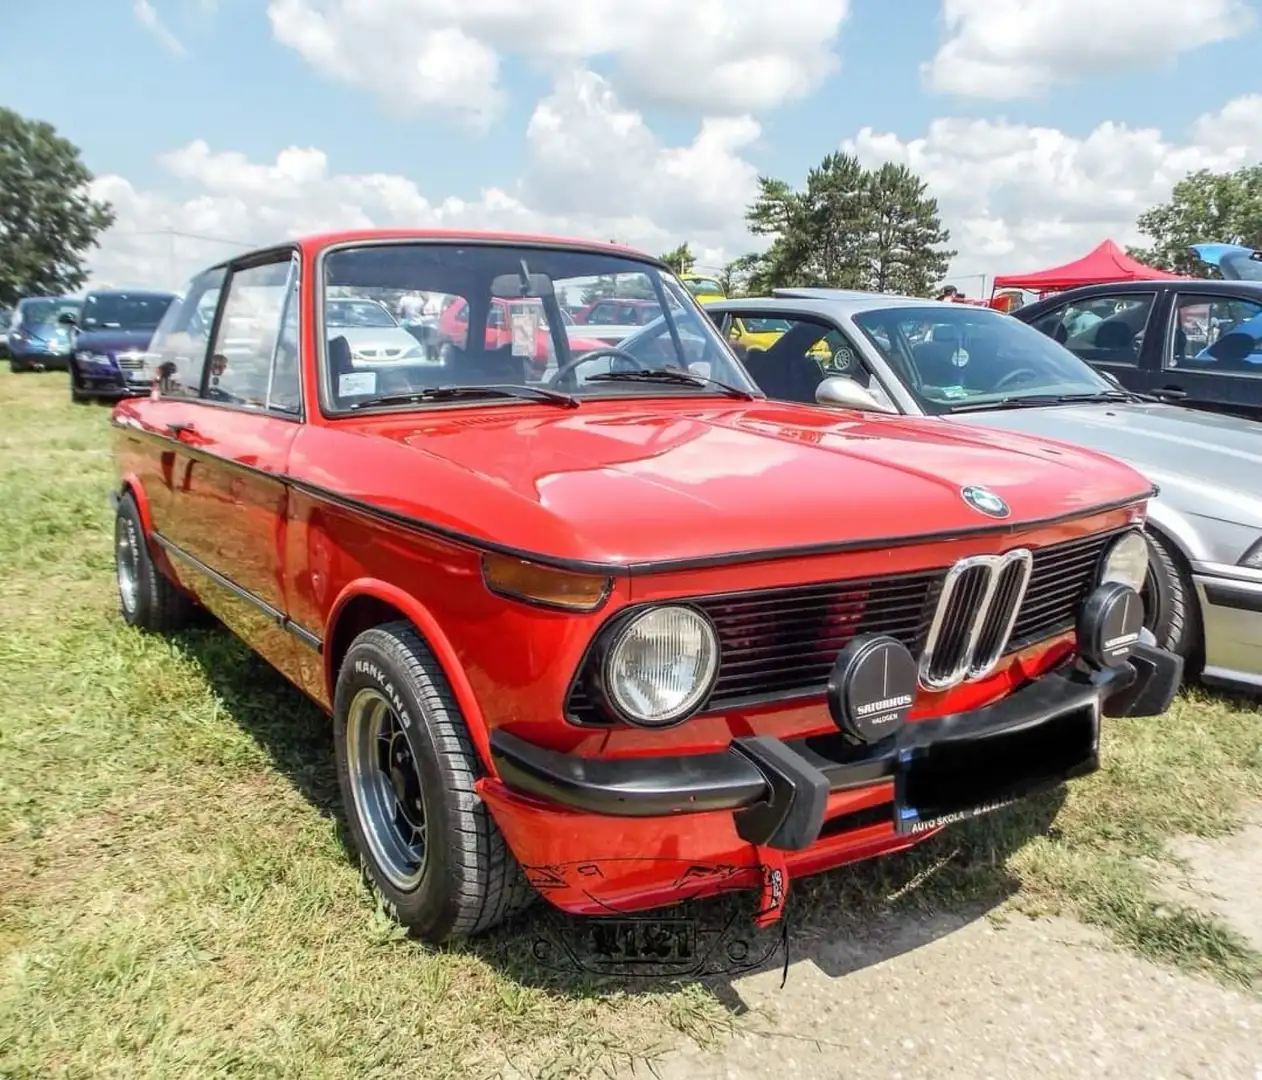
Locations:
946;390;1138;414
347;383;579;411
584;366;757;400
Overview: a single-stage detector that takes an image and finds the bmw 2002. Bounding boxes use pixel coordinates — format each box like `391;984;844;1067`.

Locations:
109;229;1182;942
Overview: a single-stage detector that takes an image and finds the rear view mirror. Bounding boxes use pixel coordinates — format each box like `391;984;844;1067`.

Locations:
490;272;555;299
57;311;77;326
815;376;898;413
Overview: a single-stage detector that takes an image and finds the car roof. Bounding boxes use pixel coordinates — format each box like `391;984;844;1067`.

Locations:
711;289;966;318
1018;278;1262;311
83;288;178;299
302;228;662;264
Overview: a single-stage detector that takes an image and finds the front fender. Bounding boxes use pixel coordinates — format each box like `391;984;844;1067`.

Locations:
323;578;495;773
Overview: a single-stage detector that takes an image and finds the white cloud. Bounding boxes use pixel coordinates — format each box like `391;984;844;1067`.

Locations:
843;94;1262;285
133;0;186;56
265;0;850;123
86;70;759;289
925;0;1254;99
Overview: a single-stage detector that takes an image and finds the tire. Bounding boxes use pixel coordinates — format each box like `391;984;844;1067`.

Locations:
333;622;536;942
114;491;195;632
9;357;28;373
69;369;85;403
1141;528;1201;667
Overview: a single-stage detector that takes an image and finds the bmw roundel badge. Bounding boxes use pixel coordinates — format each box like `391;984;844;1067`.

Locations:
961;485;1009;518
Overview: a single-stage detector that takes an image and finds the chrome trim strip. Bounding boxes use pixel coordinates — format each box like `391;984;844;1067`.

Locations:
152;531;323;652
918;548;1033;691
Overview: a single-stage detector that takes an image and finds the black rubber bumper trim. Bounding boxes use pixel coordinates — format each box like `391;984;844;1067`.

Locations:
489;650;1179;840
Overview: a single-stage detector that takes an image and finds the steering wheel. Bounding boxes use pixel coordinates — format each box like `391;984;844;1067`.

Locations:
548;346;651;388
993;367;1041;392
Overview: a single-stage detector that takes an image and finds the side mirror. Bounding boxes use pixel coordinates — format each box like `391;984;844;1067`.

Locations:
815;376;897;413
57;312;77;326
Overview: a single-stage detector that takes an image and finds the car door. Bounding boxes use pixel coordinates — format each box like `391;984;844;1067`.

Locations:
124;266;227;539
160;251;304;666
1155;292;1262;419
1026;291;1157;394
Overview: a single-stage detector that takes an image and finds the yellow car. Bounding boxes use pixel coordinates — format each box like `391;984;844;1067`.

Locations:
679;274;727;304
726;315;832;360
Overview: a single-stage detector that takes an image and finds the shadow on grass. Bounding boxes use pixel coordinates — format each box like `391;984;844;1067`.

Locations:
171;622;1067;1009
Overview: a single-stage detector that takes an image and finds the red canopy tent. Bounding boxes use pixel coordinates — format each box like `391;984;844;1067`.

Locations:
992;239;1185;292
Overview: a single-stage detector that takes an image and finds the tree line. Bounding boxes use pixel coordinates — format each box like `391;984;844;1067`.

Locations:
2;103;1260;309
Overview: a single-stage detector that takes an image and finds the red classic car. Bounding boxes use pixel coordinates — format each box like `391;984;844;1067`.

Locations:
109;228;1182;943
433;294;606;371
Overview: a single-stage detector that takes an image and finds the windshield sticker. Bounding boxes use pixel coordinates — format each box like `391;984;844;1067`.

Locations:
338;371;377;397
511;311;539;357
938;384;970;399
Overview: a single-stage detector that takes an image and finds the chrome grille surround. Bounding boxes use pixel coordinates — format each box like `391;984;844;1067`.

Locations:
918;548;1034;691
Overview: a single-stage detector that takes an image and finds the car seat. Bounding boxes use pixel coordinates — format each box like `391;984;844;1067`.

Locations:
1093;320;1135;356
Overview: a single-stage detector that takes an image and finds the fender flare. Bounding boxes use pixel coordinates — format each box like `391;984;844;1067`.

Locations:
117;472;154;535
323;578;495;772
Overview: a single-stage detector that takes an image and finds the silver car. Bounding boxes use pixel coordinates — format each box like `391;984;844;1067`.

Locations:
704;289;1262;694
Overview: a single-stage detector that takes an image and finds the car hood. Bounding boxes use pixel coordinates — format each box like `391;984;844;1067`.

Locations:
73;328;156;353
949;401;1262;528
341;401;1153;567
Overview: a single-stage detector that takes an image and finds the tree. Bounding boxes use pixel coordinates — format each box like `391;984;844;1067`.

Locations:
717;253;762;297
0;109;115;307
1129;165;1262;276
743;152;954;296
862;163;954;295
659;242;696;275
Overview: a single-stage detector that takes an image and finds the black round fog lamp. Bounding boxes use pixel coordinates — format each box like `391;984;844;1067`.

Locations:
827;634;918;745
1077;582;1145;669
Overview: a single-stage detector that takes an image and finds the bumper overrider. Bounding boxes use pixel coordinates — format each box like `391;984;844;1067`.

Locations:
486;583;1184;924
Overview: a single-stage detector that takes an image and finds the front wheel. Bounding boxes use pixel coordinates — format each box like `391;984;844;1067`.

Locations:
1140;528;1201;668
333;622;536;942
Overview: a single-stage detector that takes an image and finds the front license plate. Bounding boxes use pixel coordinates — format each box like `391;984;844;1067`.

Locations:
894;705;1098;836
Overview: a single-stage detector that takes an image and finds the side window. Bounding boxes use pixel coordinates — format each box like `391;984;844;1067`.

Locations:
205;259;294;411
1029;303;1069;340
1169;294;1262;372
736;316;838;405
151;267;226;398
1053;294;1155;366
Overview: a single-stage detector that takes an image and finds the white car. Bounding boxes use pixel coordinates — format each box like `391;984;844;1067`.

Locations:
326;297;439;366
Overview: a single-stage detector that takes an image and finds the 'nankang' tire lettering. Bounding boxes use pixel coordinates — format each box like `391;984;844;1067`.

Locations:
353;660;413;726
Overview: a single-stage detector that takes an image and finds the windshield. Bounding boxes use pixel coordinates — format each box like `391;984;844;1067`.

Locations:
81;292;175;331
326;298;400;328
18;298;81;327
683;278;723;295
320;243;756;412
852;305;1114;415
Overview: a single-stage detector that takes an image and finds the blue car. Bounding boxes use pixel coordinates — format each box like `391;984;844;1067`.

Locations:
6;295;81;372
1189;242;1262;282
65;288;178;401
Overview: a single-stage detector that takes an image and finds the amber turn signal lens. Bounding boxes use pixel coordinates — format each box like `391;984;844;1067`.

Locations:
481;553;611;612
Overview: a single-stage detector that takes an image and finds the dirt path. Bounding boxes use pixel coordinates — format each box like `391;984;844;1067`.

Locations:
630;810;1262;1080
643;913;1261;1080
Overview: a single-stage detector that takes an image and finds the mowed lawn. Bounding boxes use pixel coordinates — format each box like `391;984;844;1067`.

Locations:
1;367;1260;1078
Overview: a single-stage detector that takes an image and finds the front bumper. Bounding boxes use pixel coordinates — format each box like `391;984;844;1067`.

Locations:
1193;565;1262;692
10;348;71;371
482;644;1182;916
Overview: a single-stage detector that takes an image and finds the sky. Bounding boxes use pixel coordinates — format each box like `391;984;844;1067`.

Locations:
3;0;1261;295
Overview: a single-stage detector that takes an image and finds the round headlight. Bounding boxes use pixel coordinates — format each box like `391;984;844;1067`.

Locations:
602;606;719;726
1100;530;1149;592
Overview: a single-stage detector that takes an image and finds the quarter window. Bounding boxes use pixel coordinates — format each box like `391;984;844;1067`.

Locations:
150;267;226;399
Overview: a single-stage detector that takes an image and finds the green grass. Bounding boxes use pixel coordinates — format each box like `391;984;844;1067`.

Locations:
1;368;1260;1078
